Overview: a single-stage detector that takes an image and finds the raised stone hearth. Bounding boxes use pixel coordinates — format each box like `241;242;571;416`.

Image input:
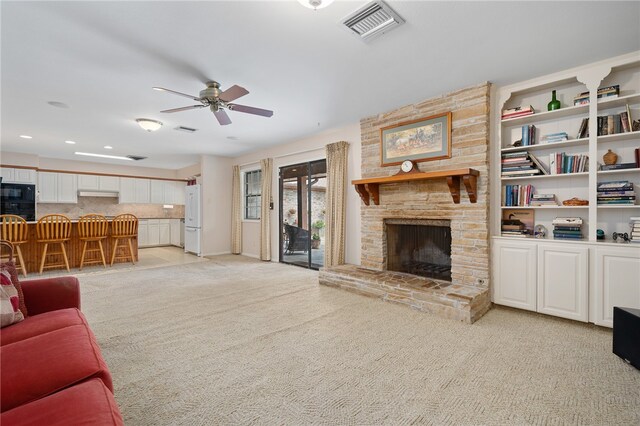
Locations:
320;82;491;323
319;265;491;323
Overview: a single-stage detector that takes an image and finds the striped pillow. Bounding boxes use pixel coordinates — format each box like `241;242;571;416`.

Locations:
1;269;24;328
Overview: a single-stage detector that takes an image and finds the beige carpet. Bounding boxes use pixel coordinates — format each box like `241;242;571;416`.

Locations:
79;255;640;425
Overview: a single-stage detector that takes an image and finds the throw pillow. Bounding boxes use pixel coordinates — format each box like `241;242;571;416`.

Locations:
1;269;25;328
0;261;27;317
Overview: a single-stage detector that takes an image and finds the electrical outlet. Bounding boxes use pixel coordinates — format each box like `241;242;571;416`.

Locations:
476;278;486;286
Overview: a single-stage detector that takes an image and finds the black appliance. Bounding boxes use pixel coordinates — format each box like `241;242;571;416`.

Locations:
0;183;36;221
613;307;640;370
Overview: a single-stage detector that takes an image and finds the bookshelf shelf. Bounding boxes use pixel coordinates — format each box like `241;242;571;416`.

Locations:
597;92;640;109
501;172;588;182
501;104;589;126
500;205;588;209
501;138;589;153
597;168;640;175
597;205;640;209
597;130;640;144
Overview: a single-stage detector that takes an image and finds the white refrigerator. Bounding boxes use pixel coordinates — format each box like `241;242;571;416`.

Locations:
184;184;202;256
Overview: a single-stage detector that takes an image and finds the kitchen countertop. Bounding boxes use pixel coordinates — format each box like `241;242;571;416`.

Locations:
27;217;184;224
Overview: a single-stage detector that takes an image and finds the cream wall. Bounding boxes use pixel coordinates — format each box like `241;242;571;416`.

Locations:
200;154;233;256
233;123;362;265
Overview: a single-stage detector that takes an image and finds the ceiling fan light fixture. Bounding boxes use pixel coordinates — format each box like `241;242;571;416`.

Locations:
136;118;163;132
297;0;335;10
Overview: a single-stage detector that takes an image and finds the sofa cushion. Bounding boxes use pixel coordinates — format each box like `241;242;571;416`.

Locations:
0;308;87;347
0;378;124;426
0;261;27;317
1;269;24;328
0;325;113;412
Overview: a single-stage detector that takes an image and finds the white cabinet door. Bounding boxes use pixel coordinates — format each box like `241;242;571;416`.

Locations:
77;174;99;190
99;176;120;191
163;182;174;205
594;247;640;328
56;173;78;203
170;219;181;246
138;220;149;247
538;244;589;322
14;169;36;184
150;180;164;204
159;221;171;245
37;172;58;203
119;177;136;204
174;181;185;205
135;179;150;204
492;239;537;311
147;220;160;245
1;168;15;182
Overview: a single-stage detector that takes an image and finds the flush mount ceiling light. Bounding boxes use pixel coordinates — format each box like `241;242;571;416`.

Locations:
136;118;163;132
297;0;335;10
75;152;133;161
19;135;32;139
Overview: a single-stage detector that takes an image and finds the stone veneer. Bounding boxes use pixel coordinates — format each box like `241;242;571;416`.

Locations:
320;82;491;323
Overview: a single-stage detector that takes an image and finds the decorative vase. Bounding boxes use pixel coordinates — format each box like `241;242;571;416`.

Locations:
547;90;561;111
603;149;618;165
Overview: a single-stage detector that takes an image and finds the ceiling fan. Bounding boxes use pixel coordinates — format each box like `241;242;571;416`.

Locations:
153;81;273;126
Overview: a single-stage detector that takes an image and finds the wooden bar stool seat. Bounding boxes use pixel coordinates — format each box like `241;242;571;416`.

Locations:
78;214;109;270
0;215;29;277
36;214;72;274
110;214;138;266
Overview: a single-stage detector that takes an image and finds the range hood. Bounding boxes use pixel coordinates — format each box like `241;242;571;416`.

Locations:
78;190;119;198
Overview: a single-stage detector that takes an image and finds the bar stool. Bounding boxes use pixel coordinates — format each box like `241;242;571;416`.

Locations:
0;215;29;277
36;214;72;274
78;214;109;270
110;214;138;266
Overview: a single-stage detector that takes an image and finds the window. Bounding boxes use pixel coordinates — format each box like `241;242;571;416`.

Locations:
244;169;262;220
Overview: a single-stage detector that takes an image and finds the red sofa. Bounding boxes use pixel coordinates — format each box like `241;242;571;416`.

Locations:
0;276;124;425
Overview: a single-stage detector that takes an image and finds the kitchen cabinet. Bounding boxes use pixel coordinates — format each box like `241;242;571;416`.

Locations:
147;219;160;245
119;178;150;204
170;219;182;247
159;221;171;245
537;244;589;322
150;180;164;204
1;167;37;184
78;175;120;191
37;172;77;204
138;220;149;247
492;239;537;312
594;246;640;327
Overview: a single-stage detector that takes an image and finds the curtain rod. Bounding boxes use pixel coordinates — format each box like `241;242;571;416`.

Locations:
236;145;325;167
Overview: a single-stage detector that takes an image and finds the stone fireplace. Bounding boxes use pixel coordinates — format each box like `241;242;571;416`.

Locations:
386;219;452;281
319;82;492;323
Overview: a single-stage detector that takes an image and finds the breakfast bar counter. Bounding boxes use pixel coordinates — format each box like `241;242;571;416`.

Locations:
19;220;138;273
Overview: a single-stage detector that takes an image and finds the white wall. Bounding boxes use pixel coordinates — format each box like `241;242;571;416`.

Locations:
233;123;362;265
200;154;233;256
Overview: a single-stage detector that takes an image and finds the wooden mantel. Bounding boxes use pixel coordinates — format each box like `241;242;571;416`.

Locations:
352;168;479;205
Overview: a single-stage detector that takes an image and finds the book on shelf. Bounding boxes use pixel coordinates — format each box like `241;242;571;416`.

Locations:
553;217;584;240
549;152;588;174
573;85;620;105
541;132;569;144
521;125;537;146
530;193;559;206
636;148;640;167
501;209;534;237
502;105;534;120
630;217;640;243
600;162;637;171
577;118;589;139
597;181;636;205
503;184;534;207
501;151;548;177
597;180;634;191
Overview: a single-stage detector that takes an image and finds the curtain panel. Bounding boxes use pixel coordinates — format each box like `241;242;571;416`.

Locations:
259;158;273;261
231;165;242;254
325;141;349;267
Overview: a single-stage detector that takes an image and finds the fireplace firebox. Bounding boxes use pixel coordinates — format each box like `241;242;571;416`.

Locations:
385;219;452;281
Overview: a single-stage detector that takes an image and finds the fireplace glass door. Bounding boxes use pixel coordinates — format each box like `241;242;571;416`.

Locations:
279;159;326;269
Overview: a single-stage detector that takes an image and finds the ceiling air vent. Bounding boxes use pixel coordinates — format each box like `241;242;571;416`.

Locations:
341;0;405;42
126;155;147;161
174;126;198;133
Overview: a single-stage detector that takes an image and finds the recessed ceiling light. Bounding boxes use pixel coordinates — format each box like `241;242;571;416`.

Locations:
47;101;70;109
19;135;32;139
65;140;76;144
104;145;113;150
74;152;133;161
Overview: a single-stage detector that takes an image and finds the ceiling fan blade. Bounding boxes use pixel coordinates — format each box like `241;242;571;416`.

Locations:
218;85;249;102
160;105;206;113
153;87;201;102
213;109;232;126
228;103;274;117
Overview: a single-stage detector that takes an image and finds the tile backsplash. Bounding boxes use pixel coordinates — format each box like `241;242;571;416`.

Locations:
37;197;184;220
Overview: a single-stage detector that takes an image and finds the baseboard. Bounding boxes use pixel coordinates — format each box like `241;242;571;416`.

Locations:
201;251;232;257
242;252;260;259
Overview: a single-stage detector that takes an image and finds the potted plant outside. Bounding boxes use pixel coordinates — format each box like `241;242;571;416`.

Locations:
311;233;321;249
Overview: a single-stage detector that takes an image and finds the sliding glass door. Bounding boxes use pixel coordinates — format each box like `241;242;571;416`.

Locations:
279;159;327;269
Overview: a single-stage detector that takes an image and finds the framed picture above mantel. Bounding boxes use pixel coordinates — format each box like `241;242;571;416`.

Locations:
380;112;452;167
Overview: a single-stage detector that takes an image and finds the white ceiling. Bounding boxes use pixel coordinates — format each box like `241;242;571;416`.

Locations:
2;1;639;169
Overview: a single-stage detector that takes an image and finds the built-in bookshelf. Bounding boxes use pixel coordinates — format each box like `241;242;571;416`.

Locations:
493;52;640;242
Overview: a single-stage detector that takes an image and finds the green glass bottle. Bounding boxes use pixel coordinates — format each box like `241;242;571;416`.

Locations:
547;90;561;111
